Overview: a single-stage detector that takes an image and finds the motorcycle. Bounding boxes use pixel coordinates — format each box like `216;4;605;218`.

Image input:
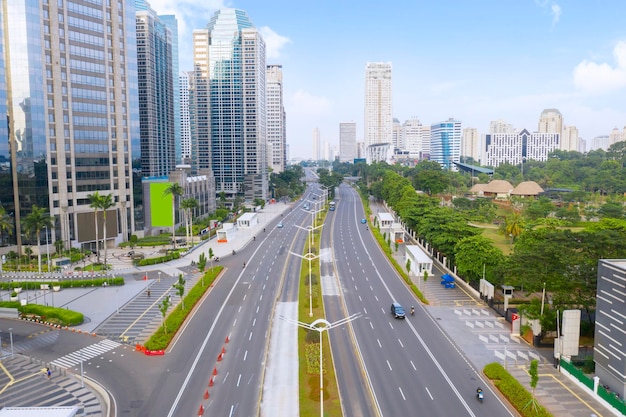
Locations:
410;306;415;316
476;388;484;403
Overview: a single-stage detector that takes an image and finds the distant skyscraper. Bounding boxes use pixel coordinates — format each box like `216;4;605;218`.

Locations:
430;118;462;170
461;128;481;163
339;122;357;162
136;4;175;177
312;128;321;160
484;129;560;167
179;72;191;163
159;15;181;165
561;125;579;152
364;62;393;162
591;135;610;151
489;119;516;134
392;118;403;150
191;8;268;201
538;109;563;134
403;117;429;160
266;65;286;173
1;0;139;253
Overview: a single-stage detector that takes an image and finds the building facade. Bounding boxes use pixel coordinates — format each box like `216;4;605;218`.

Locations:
430;118;461;170
312;127;320;161
484;129;560;167
339;122;356;162
1;0;139;254
136;5;175;177
179;72;191;164
266;64;286;173
364;62;392;162
191;8;268;202
461;127;481;163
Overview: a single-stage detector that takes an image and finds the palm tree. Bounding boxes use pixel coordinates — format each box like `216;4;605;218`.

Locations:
163;182;184;249
181;198;199;246
88;192;102;263
0;207;13;246
22;205;53;273
505;211;524;243
99;194;115;269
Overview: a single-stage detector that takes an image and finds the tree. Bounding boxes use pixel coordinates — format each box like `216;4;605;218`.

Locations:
163;183;185;249
198;252;207;272
173;273;186;310
209;248;215;270
181;197;199;246
0;206;13;245
159;297;172;334
523;359;540;413
454;235;505;283
88;192;102;263
22;205;53;274
54;239;64;256
98;194;115;269
504;211;524;242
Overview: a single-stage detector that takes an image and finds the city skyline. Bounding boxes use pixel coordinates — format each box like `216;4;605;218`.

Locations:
146;0;625;159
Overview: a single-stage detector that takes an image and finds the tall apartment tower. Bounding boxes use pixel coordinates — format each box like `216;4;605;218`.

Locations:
538;109;563;134
312;128;321;161
339;122;357;162
159;15;181;165
266;65;286;174
461;128;481;163
191;8;267;201
136;4;175;177
0;0;139;253
364;62;393;150
430;118;462;170
179;72;191;164
402;117;428;160
561;125;579;152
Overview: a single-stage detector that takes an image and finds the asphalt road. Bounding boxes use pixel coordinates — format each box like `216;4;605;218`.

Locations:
328;183;515;417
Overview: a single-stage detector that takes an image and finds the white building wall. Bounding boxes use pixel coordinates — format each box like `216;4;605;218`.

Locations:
364;62;393;148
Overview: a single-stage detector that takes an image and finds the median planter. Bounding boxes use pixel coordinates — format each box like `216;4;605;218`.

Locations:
14;287;22;294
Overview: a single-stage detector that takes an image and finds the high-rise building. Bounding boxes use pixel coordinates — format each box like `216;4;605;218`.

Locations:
136;4;175;177
339;122;357;162
461;128;481;163
191;8;267;202
484;129;560;167
266;65;286;173
430;118;462;170
402;117;429;160
159;15;181;165
561;125;579;152
312;128;321;161
538;109;563;134
179;72;191;164
489;119;516;134
1;0;139;253
364;62;392;162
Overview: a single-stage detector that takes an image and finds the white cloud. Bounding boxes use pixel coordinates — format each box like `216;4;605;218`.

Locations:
259;26;292;60
573;41;626;94
551;4;561;27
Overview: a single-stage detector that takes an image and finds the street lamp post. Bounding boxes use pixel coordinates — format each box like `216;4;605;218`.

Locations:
8;328;13;358
43;225;50;274
281;314;360;417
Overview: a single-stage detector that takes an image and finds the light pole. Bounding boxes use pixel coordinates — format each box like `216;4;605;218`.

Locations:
281;314;360;417
8;328;13;358
158;271;161;282
290;247;321;318
43;225;50;274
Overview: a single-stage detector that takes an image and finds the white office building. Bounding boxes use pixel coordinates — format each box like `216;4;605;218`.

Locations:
339;122;357;162
266;65;286;173
365;62;393;162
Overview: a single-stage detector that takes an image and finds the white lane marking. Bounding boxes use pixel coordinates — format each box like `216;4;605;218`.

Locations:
399;386;406;401
425;386;434;400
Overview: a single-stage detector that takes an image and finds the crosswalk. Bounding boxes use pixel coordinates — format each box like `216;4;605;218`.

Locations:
50;339;122;369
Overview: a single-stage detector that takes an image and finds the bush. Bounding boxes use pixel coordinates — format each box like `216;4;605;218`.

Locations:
483;362;553;417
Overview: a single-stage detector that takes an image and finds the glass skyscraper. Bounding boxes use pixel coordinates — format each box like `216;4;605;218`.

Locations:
430;118;462;171
1;0;139;253
191;8;268;202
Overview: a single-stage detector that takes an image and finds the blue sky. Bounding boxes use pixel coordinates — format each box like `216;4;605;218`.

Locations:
148;0;626;159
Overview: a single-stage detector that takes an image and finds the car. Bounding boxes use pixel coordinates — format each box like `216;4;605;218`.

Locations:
390;302;406;319
360;218;367;224
277;223;283;228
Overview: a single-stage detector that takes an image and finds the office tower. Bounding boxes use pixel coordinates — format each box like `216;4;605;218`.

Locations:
339;122;357;162
159;15;180;165
538;109;563;134
179;72;191;164
461;128;481;163
1;0;139;253
312;128;321;161
392;118;403;151
484;129;559;167
364;62;392;162
266;65;286;174
430;118;462;170
561;125;579;152
489;119;516;134
609;128;622;148
591;135;610;151
403;117;428;160
136;4;175;177
191;8;268;201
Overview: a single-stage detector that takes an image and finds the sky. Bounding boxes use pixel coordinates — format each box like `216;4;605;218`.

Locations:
147;0;626;160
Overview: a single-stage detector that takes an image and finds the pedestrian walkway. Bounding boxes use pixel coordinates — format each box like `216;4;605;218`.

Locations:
0;354;105;416
50;339;121;370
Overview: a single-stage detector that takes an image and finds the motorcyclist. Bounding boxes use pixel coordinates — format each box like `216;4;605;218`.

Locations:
476;387;483;401
243;262;246;268
410;306;415;315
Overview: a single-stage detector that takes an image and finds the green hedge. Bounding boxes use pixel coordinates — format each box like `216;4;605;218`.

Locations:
0;277;124;291
144;266;223;351
483;362;553;417
135;251;181;266
0;301;84;326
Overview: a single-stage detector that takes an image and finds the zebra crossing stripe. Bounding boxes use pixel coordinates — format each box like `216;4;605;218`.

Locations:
51;339;122;369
